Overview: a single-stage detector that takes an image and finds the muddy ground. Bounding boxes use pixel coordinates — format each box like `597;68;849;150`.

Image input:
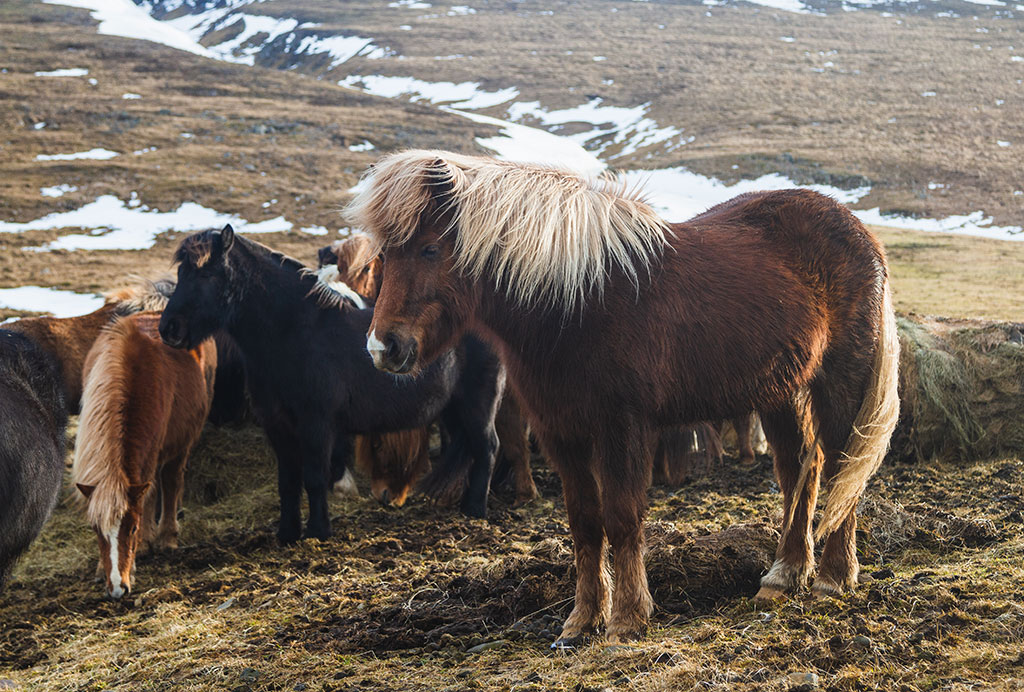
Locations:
2;422;1023;691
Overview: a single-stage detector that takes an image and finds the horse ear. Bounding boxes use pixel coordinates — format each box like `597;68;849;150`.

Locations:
127;483;151;503
76;483;96;499
220;224;235;253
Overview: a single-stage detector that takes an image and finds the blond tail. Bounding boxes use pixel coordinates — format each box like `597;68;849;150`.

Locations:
816;282;900;539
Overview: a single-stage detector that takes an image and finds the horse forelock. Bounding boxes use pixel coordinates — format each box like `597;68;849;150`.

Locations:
344;149;670;311
175;230;218;268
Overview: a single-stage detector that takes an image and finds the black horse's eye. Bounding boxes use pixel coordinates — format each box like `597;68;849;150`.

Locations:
421;244;440;259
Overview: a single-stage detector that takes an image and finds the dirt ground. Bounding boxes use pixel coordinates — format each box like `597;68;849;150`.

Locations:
2;426;1023;691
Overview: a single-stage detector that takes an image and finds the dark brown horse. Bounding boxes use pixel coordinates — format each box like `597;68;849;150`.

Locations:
6;278;173;411
345;151;900;647
73;313;216;599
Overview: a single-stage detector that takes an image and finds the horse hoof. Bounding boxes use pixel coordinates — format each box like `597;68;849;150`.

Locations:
551;634;590;651
811;579;844;598
737;455;758;470
753;585;789;601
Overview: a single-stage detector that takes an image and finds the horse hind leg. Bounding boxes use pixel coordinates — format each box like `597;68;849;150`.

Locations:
811;377;868;596
756;401;822;600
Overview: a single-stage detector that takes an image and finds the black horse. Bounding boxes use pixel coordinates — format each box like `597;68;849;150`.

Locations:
159;226;504;542
0;330;68;587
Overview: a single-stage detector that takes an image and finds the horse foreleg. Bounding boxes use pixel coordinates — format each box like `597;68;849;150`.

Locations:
599;426;655;644
461;424;498;519
757;405;821;600
301;434;334;540
154;453;188;551
546;437;609;649
733;414;756;469
265;427;304;544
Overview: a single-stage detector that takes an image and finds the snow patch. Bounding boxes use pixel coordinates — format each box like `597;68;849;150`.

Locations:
447;108;605;176
0;287;104;319
349;140;376;152
122;92;141;99
35;148;120;161
507;98;683;158
0;195;293;251
34;68;89;77
43;0;213;57
339;74;518;109
40;184;78;198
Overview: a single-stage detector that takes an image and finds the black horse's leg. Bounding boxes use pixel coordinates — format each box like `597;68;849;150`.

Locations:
301;430;334;540
265;426;303;544
460;412;500;519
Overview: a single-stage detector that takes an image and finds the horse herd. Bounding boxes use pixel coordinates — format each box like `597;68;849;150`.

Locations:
0;150;899;649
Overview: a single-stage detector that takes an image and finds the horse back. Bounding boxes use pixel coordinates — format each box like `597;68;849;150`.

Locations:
6;303;121;409
82;313;213;476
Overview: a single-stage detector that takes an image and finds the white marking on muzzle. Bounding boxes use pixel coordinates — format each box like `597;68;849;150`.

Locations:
106;524;125;599
366;329;386;368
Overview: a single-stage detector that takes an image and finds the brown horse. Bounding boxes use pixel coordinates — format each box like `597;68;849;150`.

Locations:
73;313;216;599
6;278;173;410
346;151;900;646
326;234;538;508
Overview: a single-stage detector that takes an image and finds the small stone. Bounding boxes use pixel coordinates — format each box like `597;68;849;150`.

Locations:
785;671;820;689
467;640;509;654
0;680;18;690
217;597;236;611
239;668;259;684
850;635;872;651
293;684;307;691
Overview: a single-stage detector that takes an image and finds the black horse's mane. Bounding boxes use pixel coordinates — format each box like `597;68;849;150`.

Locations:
175;230;360;311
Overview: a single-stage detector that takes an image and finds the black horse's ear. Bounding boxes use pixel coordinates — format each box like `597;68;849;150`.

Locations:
220;224;235;253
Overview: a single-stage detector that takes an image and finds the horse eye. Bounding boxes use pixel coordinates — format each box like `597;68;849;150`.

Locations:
421;244;440;259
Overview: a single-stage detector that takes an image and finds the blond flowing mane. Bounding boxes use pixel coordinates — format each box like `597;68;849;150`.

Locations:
103;275;175;313
72;318;134;532
344;150;670;310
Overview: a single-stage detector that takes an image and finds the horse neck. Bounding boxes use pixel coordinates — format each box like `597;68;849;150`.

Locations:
225;244;318;347
473;283;578;373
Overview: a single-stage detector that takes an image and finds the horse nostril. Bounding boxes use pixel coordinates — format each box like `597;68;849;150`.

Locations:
380;488;390;506
383;333;400;362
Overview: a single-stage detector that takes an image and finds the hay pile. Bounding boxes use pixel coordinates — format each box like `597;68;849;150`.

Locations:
895;316;1024;462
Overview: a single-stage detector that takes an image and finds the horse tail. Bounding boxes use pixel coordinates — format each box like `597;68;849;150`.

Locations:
816;280;900;539
72;318;135;531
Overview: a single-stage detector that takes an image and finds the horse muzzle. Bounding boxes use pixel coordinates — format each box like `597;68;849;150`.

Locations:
367;329;419;374
159;313;189;349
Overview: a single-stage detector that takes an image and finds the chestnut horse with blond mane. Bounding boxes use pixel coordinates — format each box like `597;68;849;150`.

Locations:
346;150;900;647
73;313;216;599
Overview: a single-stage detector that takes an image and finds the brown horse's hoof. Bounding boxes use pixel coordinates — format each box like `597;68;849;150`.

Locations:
811;577;846;598
605;632;645;647
551;632;594;650
753;585;790;601
737;454;758;471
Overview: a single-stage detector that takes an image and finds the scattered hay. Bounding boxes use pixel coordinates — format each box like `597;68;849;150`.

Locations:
860;496;1002;558
894;316;1024;462
183;423;277;505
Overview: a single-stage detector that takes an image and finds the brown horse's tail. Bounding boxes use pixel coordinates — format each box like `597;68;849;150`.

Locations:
816;281;901;539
